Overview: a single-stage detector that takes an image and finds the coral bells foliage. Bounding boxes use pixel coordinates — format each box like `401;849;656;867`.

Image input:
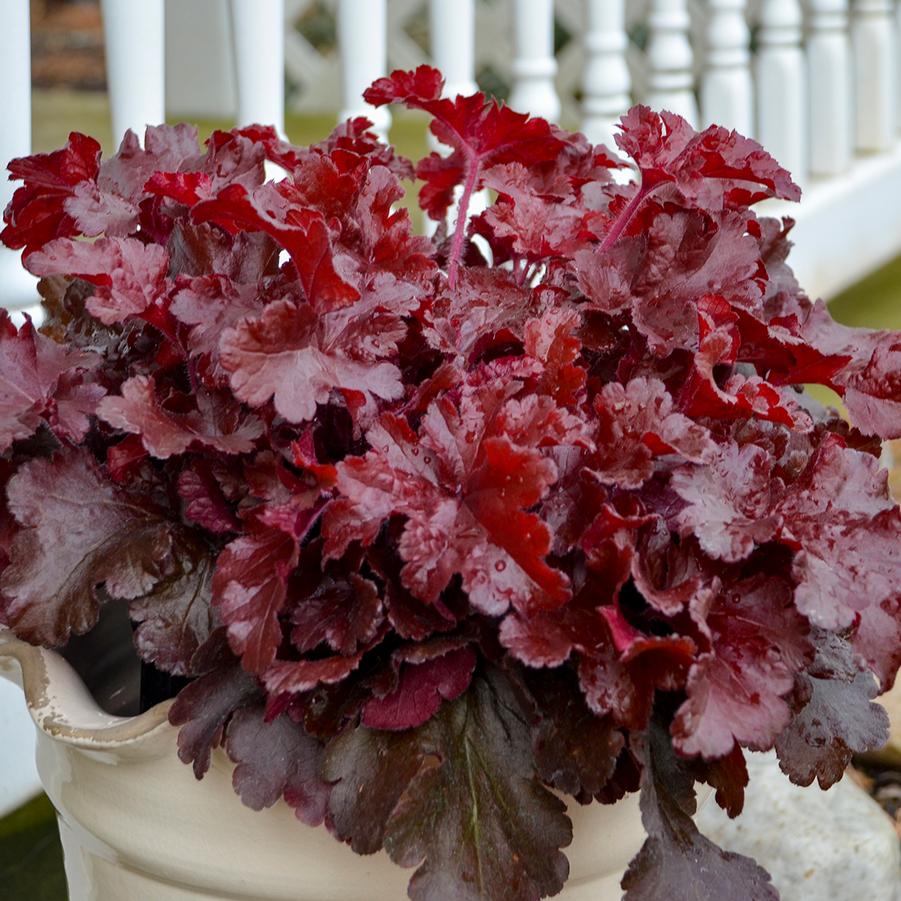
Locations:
4;65;901;899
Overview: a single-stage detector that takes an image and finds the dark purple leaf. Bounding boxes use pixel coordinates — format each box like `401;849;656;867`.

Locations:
622;722;778;900
325;668;573;901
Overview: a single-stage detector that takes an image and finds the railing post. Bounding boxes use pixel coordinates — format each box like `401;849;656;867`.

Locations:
581;0;631;147
100;0;166;143
808;0;852;176
756;0;806;184
337;0;391;140
508;0;561;121
897;0;901;131
646;0;698;125
0;8;42;811
701;0;753;134
427;0;481;236
430;0;478;99
852;0;896;152
229;0;285;134
0;0;38;316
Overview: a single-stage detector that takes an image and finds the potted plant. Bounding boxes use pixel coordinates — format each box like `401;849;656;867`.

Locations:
1;66;900;901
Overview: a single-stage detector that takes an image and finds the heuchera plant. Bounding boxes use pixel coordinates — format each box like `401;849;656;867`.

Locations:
2;65;901;899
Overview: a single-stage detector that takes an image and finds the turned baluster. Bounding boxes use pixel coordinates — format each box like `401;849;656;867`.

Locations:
808;0;853;176
701;0;753;134
646;0;698;125
0;0;38;316
852;0;896;152
426;0;481;235
756;0;806;184
508;0;561;122
337;0;391;140
430;0;478;100
229;0;285;134
581;0;631;147
100;0;166;143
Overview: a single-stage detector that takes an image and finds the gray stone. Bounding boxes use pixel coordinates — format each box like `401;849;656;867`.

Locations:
697;752;901;901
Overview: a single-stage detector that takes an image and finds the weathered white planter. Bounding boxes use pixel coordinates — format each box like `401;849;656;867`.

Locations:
0;627;663;901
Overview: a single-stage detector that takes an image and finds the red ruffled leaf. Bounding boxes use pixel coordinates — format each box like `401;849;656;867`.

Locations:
219;298;403;424
671;442;782;563
0;311;102;451
99;375;263;458
591;377;715;489
26;236;169;325
777;435;901;686
193;183;360;312
672;575;811;758
325;387;573;616
1;132;101;254
614;105;800;211
212;526;300;673
177;461;241;533
362;644;477;731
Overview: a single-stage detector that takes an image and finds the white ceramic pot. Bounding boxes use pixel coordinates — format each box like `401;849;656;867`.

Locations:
0;627;670;901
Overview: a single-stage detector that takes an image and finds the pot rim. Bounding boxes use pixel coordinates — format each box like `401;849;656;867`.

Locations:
0;628;172;749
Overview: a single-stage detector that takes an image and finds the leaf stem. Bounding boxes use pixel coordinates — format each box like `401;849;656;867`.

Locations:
599;179;659;252
448;150;481;290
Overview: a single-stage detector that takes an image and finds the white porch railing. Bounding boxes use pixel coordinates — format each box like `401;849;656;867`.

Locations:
3;0;901;310
1;0;901;810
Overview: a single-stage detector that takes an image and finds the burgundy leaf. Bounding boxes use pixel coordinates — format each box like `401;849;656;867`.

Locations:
362;645;477;730
325;668;573;901
622;722;778;900
578;617;697;732
129;542;215;676
263;652;367;696
527;667;625;801
169;657;260;778
523;307;587;406
26;236;169;325
290;549;384;656
1;449;173;646
169;274;263;375
193;183;359;311
591;377;715;489
219;298;403;424
672;575;811;758
325;390;572;616
99;375;263;458
177;462;240;533
672;442;782;563
0;311;101;451
225;706;328;825
691;743;749;818
212;526;299;673
778;435;901;641
775;630;889;789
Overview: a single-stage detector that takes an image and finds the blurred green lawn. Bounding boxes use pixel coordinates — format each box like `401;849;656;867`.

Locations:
0;795;66;901
2;90;900;900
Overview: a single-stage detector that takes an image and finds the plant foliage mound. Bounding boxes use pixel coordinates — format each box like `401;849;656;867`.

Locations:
3;67;901;899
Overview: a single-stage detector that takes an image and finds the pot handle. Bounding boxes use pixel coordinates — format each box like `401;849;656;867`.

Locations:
0;629;28;692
